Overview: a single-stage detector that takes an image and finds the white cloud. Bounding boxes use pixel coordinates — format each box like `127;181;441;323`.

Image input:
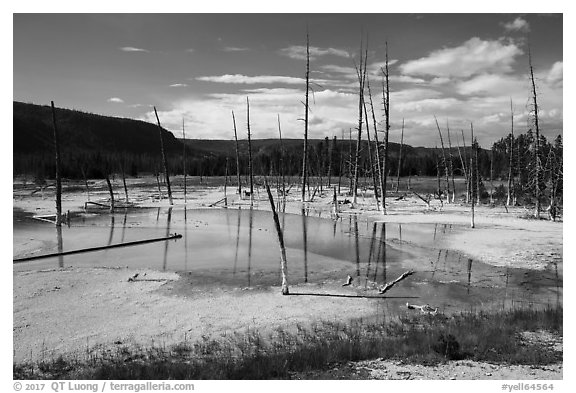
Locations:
400;38;523;78
107;97;124;103
119;46;149;53
503;17;530;33
279;45;350;60
197;74;305;85
222;46;250;52
546;61;563;87
169;83;188;87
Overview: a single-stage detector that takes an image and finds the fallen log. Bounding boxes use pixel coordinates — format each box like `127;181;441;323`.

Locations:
13;233;182;263
379;270;415;294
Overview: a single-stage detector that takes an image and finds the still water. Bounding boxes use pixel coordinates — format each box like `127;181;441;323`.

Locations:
13;207;562;312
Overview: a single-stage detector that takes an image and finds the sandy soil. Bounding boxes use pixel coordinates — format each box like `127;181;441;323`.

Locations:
12;178;563;378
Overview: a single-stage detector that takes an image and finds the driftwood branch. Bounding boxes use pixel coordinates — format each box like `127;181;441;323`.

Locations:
379;270;414;294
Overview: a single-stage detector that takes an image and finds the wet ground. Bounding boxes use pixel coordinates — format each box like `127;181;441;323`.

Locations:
13;206;562;314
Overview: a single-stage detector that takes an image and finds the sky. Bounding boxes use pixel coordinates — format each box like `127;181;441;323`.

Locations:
13;13;563;148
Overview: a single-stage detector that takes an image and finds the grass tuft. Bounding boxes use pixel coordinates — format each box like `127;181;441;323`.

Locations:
14;305;562;380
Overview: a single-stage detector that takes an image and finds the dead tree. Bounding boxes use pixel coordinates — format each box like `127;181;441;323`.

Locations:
232;110;242;196
153;107;173;205
277;114;286;212
362;90;379;208
434;116;451;203
367;76;384;209
246;97;254;205
301;30;311;202
459;129;470;203
507;99;515;206
380;42;391;214
529;48;542;219
182;118;187;204
470;123;476;228
352;41;368;204
265;179;289;295
396;118;405;192
50;101;63;226
446;122;456;202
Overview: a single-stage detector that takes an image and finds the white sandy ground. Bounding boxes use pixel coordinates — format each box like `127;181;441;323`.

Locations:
12;178;563;378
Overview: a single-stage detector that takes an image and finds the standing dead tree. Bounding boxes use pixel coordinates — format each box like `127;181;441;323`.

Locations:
529;48;542;219
301;29;311;202
265;179;289;295
246;97;254;206
459;129;470;203
507;99;515;207
363;89;379;209
277;114;286;212
395;118;405;192
232;110;242;196
367;76;384;210
182;118;187;204
153;107;173;205
434;116;451;203
352;40;368;204
446;121;456;203
470;123;476;228
380;42;391;214
50;101;63;226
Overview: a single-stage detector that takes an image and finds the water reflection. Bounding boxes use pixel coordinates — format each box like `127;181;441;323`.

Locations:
163;207;172;271
14;208;562;314
56;225;63;268
301;206;308;283
247;207;253;287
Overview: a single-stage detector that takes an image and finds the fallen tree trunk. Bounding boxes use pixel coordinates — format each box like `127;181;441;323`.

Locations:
14;233;182;263
379;270;414;294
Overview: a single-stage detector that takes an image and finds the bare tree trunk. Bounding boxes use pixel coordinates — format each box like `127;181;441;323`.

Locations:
105;174;114;213
246;97;254;206
327;135;334;187
363;92;379;209
470;123;475;228
489;149;494;204
475;135;481;206
367;76;384;210
231;110;242;196
50;101;62;226
434;116;451;203
446;122;456;202
277;114;286;212
265;179;289;295
460;129;470;204
395;119;404;192
120;160;129;203
301;30;310;202
153;107;173;205
182;118;187;204
352;42;367;204
380;42;391;214
529;49;542;219
507;99;515;207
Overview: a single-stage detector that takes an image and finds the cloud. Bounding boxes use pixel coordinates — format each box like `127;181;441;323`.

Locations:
197;74;305;85
400;38;523;78
502;17;530;33
546;61;563;87
222;46;250;52
279;45;350;60
169;83;188;87
107;97;124;103
119;46;149;53
185;48;195;53
456;73;526;96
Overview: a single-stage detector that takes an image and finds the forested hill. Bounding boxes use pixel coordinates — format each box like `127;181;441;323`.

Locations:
13;101;183;155
13;101;489;180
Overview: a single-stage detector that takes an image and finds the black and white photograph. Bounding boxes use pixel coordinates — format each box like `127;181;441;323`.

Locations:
10;5;566;386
